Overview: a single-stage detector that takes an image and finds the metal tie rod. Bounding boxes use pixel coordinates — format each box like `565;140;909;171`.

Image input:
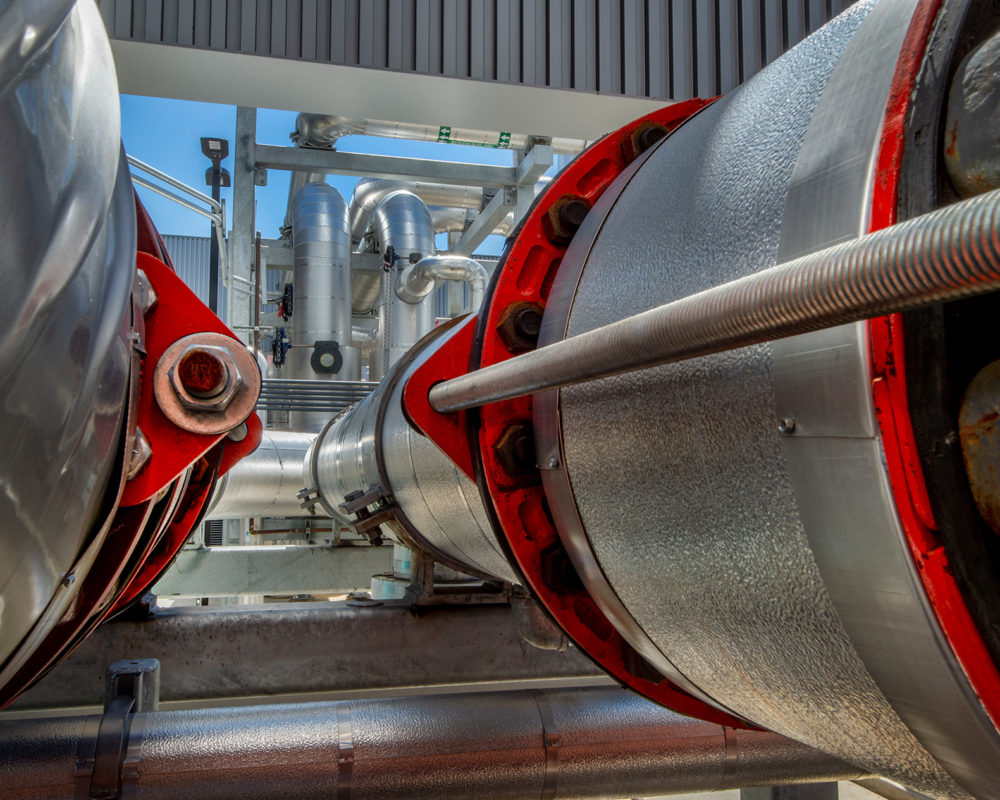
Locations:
429;188;1000;413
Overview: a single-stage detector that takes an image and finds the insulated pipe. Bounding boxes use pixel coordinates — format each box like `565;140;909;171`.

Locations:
349;178;485;244
0;687;869;800
430;187;1000;413
204;431;315;520
396;255;489;312
369;191;437;369
295;113;587;157
283;171;328;230
288;182;359;430
430;206;514;236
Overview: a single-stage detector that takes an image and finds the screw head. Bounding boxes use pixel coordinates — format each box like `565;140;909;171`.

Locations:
513;307;543;340
547;456;560;469
557;199;590;233
778;417;796;435
177;348;229;398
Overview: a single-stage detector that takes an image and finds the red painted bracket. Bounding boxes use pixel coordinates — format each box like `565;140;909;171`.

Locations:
402;315;479;480
121;252;262;506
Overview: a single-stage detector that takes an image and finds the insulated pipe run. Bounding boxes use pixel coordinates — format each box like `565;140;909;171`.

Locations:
396;255;489;312
369;191;437;369
295;113;587;156
0;687;869;800
430;187;1000;413
430;206;514;237
283;171;328;230
204;431;315;520
289;182;359;430
349;178;485;245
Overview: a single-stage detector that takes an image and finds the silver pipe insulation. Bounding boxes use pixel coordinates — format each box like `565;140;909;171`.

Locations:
0;687;869;800
349;178;486;244
396;255;489;312
430;187;1000;413
288;181;359;430
295;112;587;156
369;191;437;370
283;170;329;229
204;431;316;520
430;205;514;236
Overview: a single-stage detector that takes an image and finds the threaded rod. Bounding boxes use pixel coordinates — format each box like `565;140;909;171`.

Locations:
429;188;1000;413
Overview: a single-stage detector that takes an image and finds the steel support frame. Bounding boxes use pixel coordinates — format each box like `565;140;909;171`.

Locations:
228;106;257;342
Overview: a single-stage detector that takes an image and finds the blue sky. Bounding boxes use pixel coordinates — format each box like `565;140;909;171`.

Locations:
120;95;517;255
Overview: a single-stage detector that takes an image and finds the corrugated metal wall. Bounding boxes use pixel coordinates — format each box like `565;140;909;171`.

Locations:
98;0;855;100
161;234;227;310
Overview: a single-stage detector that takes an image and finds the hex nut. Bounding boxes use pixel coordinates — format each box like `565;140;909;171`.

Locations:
169;344;244;412
497;302;545;354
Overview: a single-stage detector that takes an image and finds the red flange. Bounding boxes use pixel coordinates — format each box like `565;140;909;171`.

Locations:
867;0;1000;731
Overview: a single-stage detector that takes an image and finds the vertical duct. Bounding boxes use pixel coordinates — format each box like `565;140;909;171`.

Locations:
369;191;437;372
288;182;358;431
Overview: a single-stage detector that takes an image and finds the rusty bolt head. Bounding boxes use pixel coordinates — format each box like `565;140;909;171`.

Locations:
169;343;243;412
543;194;592;245
494;422;537;476
497;301;545;353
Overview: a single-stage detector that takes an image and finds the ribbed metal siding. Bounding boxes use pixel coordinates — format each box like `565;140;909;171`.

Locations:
99;0;855;100
161;234;227;310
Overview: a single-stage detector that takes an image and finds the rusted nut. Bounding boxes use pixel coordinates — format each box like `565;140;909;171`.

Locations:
494;422;537;477
154;332;261;436
623;120;670;163
497;301;545;353
542;194;592;245
169;344;243;412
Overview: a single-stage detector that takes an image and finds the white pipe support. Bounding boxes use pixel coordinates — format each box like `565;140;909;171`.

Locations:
395;255;488;312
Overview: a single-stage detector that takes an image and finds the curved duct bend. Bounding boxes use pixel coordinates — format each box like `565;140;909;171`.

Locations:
205;431;315;520
349;178;485;245
396;255;488;312
288;182;359;431
296;112;587;156
369;190;437;369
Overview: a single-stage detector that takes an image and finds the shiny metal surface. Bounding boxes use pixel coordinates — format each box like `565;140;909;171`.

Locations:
944;30;1000;198
308;333;518;582
0;686;867;800
546;2;968;797
773;4;1000;797
11;603;604;710
206;431;315;519
349;178;485;244
288;181;358;430
0;0;135;670
396;255;488;311
369;191;437;368
296;113;587;157
430;206;514;237
256;378;374;416
429;184;1000;414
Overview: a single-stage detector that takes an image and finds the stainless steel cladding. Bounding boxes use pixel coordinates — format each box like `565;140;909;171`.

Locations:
0;0;135;671
533;1;992;798
308;334;519;584
396;255;488;312
369;191;437;369
205;431;316;519
349;178;485;245
288;181;359;431
0;687;866;800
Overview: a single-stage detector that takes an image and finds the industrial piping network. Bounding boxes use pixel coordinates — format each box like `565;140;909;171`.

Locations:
3;0;1000;799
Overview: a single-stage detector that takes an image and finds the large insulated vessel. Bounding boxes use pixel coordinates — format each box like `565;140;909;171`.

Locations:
305;2;1000;799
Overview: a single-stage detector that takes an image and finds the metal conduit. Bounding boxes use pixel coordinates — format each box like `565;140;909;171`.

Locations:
296;113;587;157
204;431;315;520
396;255;489;312
0;687;868;800
430;188;1000;413
349;178;485;244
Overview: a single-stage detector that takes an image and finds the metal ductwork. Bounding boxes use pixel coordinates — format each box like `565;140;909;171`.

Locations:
349;178;486;245
430;206;514;237
288;181;358;431
368;190;437;371
0;687;867;800
396;255;488;312
295;113;587;156
205;431;315;520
